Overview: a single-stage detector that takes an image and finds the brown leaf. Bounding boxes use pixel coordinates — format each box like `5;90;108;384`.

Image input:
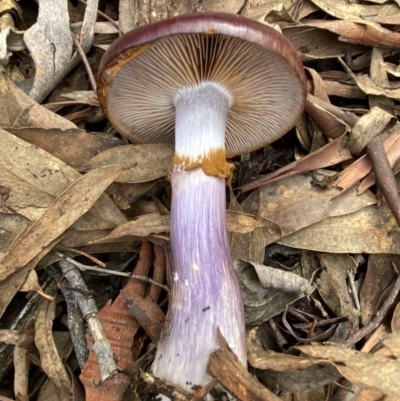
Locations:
92;213;170;242
328;127;400;194
13;346;29;401
19;270;54;301
296;344;400;397
234;259;307;325
246;329;341;393
0;329;34;348
80;144;174;183
0;68;76;129
302;19;400;49
24;0;73;102
315;253;359;331
7;127;125;169
0;213;30;258
360;255;398;326
283;25;367;61
0;129;126;227
34;298;72;396
348;107;396;155
238;135;353;192
241;173;377;246
383;334;400;359
309;0;400;25
0;163;127;282
279;205;400;253
227;192;263;265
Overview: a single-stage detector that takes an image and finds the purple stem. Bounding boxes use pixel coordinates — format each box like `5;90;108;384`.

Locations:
151;82;246;395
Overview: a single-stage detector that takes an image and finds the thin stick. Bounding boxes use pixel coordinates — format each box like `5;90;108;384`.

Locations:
56;252;170;292
366;136;400;227
77;0;120;29
72;34;97;93
342;266;400;349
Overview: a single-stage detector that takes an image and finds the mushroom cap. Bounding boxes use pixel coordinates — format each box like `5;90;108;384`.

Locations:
98;13;307;158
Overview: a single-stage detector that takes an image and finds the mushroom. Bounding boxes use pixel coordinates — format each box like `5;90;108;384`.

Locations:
98;12;307;397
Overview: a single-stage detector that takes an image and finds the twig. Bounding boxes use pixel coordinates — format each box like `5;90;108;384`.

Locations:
342;267;400;349
47;265;89;369
347;270;360;311
77;0;120;29
307;94;400;227
72;34;97;93
57;259;118;380
366;136;400;227
59;246;107;268
190;378;219;401
56;252;169;292
140;371;192;400
268;317;288;348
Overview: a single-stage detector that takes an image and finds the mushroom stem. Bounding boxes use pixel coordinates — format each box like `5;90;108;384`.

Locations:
151;82;246;394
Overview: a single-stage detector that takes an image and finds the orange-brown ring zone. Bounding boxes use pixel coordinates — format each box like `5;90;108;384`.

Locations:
174;149;234;179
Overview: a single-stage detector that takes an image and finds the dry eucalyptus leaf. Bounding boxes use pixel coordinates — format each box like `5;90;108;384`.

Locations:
280;205;400;253
282;25;367;61
0;329;34;347
34;298;73;398
0;252;56;320
69;0;98;66
315;253;359;333
80;144;174;183
37;373;84;401
238;135;352;192
360;254;398;326
305;67;330;102
13;345;29;401
24;0;73;103
296;344;400;397
328;127;400;194
369;47;395;112
0;0;24;62
246;329;341;393
226;211;257;234
0;213;30;259
348;107;396;155
91;213;170;242
302;19;400;49
363;0;400;7
383;334;400;359
393;302;400;333
234;259;307;325
236;259;308;293
19;270;54;301
197;0;246;13
228;194;265;264
241;0;318;22
310;0;399;24
341;57;400;99
0;68;76;129
59;228;122;248
0;129;125;228
7;127;124;169
0;163;127;282
241;173;376;246
106;180;163;210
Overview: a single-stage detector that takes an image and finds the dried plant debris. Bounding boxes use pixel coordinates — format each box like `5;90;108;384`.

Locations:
1;0;400;400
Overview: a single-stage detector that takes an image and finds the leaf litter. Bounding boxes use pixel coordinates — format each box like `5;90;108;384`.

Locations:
1;0;400;400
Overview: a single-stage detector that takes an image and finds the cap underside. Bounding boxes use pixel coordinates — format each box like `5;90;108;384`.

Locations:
103;33;305;157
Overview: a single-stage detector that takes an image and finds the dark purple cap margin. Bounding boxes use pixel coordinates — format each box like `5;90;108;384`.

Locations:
98;12;306;89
